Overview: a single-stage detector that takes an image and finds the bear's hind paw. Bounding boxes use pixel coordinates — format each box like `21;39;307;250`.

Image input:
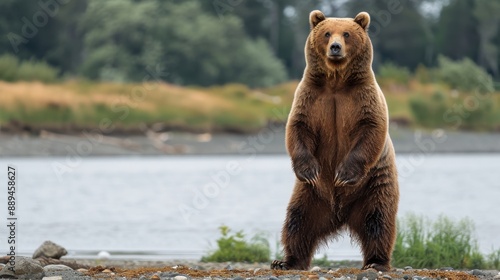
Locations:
271;260;289;270
362;263;390;272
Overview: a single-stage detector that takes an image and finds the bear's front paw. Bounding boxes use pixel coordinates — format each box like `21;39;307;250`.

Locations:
334;165;363;186
292;158;320;186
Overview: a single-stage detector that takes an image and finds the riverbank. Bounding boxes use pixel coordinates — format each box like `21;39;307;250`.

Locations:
1;127;500;157
2;257;499;280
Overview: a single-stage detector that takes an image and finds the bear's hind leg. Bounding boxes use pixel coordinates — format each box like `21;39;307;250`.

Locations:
349;204;397;272
272;184;339;270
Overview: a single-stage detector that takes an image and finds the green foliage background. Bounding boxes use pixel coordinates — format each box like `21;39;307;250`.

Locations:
1;0;500;86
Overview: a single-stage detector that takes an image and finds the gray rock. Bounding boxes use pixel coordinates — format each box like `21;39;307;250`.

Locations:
319;277;327;280
43;265;73;272
404;266;413;270
225;264;233;270
44;268;91;280
471;269;485;276
160;272;180;277
482;270;500;277
253;268;261;274
411;277;422;280
174;275;188;280
382;275;391;279
269;276;280;280
0;256;43;276
494;274;500;279
139;276;148;280
233;277;244;280
42;277;62;280
33;241;67;259
1;267;16;279
357;271;377;280
310;266;321;272
440;267;453;271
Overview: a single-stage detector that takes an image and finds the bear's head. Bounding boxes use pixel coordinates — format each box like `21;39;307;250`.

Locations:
307;10;372;74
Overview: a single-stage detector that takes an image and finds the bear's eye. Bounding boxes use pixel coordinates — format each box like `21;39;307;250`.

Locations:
343;32;350;38
325;32;331;38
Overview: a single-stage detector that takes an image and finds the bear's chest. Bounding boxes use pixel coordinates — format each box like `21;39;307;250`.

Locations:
311;91;357;136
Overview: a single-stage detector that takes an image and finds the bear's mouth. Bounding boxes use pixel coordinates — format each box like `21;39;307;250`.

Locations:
327;54;345;61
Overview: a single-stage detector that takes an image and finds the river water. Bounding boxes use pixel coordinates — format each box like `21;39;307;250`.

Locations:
2;154;499;260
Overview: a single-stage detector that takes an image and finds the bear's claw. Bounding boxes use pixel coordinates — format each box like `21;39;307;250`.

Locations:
334;169;364;187
294;160;320;186
362;263;390;272
271;260;289;270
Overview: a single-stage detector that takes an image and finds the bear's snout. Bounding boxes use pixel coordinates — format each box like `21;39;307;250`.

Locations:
330;42;342;55
328;40;345;60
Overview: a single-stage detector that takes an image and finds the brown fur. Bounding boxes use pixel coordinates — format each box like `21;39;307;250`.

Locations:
271;10;399;272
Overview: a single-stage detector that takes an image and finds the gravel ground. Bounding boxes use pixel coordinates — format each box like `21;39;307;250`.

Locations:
2;258;499;280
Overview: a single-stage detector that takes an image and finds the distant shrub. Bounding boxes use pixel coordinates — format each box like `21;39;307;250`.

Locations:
414;64;433;84
201;225;270;263
409;90;495;130
460;94;494;129
0;54;58;83
488;250;500;269
409;92;448;127
17;60;58;83
232;38;288;88
0;54;19;82
377;62;411;85
436;55;494;93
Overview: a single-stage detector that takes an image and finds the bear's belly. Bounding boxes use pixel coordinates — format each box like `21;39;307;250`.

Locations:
311;93;355;184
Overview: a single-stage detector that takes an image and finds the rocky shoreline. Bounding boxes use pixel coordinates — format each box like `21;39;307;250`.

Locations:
1;257;500;280
1;128;500;156
1;242;498;280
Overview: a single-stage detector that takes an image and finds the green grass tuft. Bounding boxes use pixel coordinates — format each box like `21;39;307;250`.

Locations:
393;214;500;269
201;225;270;263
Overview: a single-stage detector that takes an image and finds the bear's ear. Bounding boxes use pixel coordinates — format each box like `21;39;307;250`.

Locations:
354;12;370;31
309;10;326;29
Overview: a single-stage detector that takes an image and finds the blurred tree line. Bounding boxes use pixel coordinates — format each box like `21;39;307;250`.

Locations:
0;0;499;87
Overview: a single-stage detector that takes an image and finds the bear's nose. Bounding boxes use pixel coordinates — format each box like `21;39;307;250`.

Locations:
330;42;342;55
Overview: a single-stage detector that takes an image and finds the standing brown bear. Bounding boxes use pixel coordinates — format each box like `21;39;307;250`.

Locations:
271;10;399;272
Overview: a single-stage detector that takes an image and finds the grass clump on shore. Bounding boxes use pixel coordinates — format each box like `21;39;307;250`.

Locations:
201;225;270;263
393;214;500;269
203;216;500;269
